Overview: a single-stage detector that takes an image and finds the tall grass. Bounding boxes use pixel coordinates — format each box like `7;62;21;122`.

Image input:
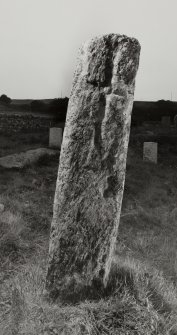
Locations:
1;135;177;334
1;255;177;334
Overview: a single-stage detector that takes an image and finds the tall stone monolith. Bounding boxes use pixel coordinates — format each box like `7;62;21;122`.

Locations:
46;34;140;300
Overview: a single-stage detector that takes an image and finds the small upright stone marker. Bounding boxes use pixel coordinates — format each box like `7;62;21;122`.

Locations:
174;115;177;128
161;116;171;127
143;142;158;164
46;34;140;299
49;127;63;149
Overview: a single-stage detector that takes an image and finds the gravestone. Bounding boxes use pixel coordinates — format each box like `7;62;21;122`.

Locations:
143;142;158;164
161;116;171;127
49;127;63;149
174;115;177;128
46;34;140;300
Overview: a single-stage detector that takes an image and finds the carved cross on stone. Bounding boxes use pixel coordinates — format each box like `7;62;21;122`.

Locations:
46;34;140;301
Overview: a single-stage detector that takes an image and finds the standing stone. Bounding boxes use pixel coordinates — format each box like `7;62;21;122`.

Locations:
143;142;158;164
46;34;140;299
49;127;63;149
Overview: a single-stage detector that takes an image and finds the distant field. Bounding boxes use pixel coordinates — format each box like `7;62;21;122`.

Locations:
0;131;49;157
0;99;52;110
0;98;67;122
2;99;177;124
0;128;177;334
0;101;53;117
11;99;33;105
12;98;53;105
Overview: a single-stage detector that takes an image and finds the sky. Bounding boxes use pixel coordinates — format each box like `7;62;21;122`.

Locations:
0;0;177;101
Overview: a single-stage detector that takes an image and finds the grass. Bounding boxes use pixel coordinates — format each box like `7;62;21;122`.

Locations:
0;130;177;334
0;131;49;157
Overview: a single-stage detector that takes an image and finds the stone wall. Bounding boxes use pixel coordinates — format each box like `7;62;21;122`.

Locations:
0;113;59;133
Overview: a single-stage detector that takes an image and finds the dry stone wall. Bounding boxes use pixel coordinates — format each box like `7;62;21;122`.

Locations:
0;113;55;133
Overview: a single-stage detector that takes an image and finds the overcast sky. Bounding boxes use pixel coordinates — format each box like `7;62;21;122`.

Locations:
0;0;177;101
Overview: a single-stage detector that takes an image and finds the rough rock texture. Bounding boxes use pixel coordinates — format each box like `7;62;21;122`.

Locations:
0;148;59;169
0;203;4;212
46;34;140;300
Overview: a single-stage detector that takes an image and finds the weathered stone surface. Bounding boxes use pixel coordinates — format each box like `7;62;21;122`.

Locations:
0;148;59;169
143;142;158;164
0;203;5;212
46;34;140;299
49;127;63;149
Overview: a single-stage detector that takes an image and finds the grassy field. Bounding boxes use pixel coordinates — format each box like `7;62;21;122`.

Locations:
0;129;177;334
0;132;49;157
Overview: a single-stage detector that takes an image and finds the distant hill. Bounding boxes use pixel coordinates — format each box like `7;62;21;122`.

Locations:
0;98;69;122
12;98;53;105
132;100;177;125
